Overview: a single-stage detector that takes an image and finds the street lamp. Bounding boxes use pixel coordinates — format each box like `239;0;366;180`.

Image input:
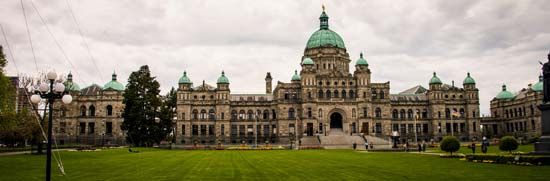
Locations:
30;71;72;181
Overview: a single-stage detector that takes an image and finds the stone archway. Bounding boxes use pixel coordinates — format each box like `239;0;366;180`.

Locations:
330;112;343;129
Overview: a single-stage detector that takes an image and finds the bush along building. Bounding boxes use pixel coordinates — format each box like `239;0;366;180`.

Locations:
481;75;543;141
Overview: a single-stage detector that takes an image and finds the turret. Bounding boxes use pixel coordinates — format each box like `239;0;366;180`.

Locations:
291;70;301;84
265;72;272;94
429;72;442;90
463;72;476;90
216;71;230;90
178;71;192;90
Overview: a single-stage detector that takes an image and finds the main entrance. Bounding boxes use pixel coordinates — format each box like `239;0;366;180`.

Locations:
330;113;343;129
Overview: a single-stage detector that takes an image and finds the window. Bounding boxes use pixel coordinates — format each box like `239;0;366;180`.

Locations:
352;108;356;118
239;110;246;120
445;108;450;119
79;122;86;134
375;108;382;118
263;110;269;119
532;120;536;130
60;122;66;133
372;90;377;99
459;108;465;118
400;109;405;119
231;110;238;120
333;90;339;98
192;109;198;120
288;108;295;119
106;122;112;134
472;121;476;132
307;108;312;118
326;90;331;98
88;122;95;134
248;110;254;120
422;109;428;118
379;91;384;99
392;109;398;119
209;125;215;135
341;90;347;98
200;109;207;119
375;123;382;133
362;107;367;118
208;109;215;120
272;109;277;119
221;124;224;135
318;109;323;118
106;105;113;116
221;112;225;120
182;125;186;135
89;105;96;117
80;106;86;117
200;125;207;135
349;90;355;98
192;125;198;135
407;109;413;119
318;90;324;98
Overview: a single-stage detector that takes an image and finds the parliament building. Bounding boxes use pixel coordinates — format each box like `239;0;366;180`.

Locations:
54;10;484;146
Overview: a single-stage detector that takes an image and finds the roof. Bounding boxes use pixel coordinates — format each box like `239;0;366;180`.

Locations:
532;75;543;92
356;52;368;66
390;94;428;102
103;73;124;91
192;83;216;91
178;71;192;84
217;71;229;84
429;72;442;84
496;85;515;100
80;84;102;96
306;10;346;49
463;72;476;84
291;70;301;81
398;85;427;95
302;57;314;65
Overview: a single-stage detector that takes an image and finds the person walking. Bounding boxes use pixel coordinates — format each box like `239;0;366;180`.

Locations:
418;143;422;152
471;142;476;154
365;141;369;150
353;142;357;150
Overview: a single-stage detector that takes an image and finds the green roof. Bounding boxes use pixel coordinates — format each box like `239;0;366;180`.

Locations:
291;70;301;81
178;71;192;84
103;73;124;91
429;72;442;84
302;57;314;65
463;72;476;84
217;71;229;84
306;10;346;49
532;75;543;92
496;84;514;100
64;72;80;91
356;52;368;66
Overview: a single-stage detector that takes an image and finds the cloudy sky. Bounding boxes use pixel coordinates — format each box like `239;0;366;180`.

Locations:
1;0;549;115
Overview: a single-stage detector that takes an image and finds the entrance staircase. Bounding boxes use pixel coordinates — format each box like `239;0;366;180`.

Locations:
313;129;392;149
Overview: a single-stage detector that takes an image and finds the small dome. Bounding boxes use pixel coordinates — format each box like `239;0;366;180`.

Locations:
178;71;192;84
64;72;80;92
429;72;442;84
463;72;476;84
356;52;368;66
305;10;346;49
291;70;301;81
103;72;124;91
532;75;543;92
302;57;314;65
217;71;229;84
496;84;515;100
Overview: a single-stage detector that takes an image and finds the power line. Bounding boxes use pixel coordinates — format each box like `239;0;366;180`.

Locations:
65;0;105;81
0;24;20;73
19;0;39;72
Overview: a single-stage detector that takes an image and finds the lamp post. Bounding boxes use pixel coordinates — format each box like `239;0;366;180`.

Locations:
30;71;72;181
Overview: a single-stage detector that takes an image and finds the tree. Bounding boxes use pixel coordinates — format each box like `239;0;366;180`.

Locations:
440;136;460;156
499;136;519;153
0;45;6;72
158;87;177;143
121;65;166;147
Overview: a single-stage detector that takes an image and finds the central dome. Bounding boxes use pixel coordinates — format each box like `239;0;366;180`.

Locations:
306;10;346;49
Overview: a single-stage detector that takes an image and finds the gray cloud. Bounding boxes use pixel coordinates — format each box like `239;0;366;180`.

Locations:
1;0;549;115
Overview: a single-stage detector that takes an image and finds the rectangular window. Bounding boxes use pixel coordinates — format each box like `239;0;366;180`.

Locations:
88;122;95;134
375;123;382;133
221;113;225;120
209;125;215;135
289;123;295;135
200;125;207;135
182;125;186;135
60;122;66;133
392;124;399;132
263;125;270;136
231;125;238;136
192;125;199;136
106;122;113;134
459;123;465;132
446;123;451;133
80;122;86;134
422;124;428;133
438;123;441;133
472;122;476;132
239;125;245;136
221;124;225;136
247;125;253;136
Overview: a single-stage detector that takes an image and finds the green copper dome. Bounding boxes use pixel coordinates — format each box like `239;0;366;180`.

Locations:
356;52;368;66
302;57;314;65
463;72;476;84
429;72;442;84
291;70;301;81
532;75;543;92
305;10;346;49
178;71;192;84
217;71;229;84
103;72;124;91
496;84;515;100
63;72;80;92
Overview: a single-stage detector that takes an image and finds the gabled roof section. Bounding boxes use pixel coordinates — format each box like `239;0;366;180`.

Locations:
398;85;427;95
192;83;216;91
390;94;427;102
80;84;102;96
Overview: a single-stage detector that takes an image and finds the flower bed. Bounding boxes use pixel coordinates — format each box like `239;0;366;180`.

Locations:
465;154;550;166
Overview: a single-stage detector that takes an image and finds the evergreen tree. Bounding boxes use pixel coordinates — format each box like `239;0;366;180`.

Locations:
121;65;164;147
158;87;177;143
0;45;17;145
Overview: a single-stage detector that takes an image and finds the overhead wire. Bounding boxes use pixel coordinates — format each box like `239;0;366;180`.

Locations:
19;0;39;71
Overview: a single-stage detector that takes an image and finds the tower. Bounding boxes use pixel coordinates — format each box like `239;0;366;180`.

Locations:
265;72;272;94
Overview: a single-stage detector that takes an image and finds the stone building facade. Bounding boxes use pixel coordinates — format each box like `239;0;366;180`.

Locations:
173;10;482;145
480;76;543;139
53;72;126;145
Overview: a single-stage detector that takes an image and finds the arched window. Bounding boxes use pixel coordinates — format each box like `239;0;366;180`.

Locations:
326;90;331;98
272;109;277;119
247;110;254;120
106;105;113;116
208;109;215;120
200;109;207;119
352;108;356;118
307;108;312;118
363;92;367;98
375;108;382;118
459;108;465;118
192;109;198;119
400;109;406;119
422;109;428;118
349;90;355;99
263;110;269;119
372;90;377;99
379;91;385;99
341;90;347;99
80;105;86;117
318;90;324;98
318;109;323;118
239;110;246;120
288;108;295;119
392;109;398;119
231;110;238;120
363;107;367;118
89;105;96;117
333;90;339;98
445;108;451;119
407;109;413;119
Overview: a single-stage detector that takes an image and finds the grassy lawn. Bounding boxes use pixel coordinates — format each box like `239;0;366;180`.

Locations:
1;148;549;180
427;144;534;154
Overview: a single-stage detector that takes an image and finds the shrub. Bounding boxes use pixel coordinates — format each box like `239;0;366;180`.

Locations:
528;136;540;144
499;136;519;153
466;154;550;166
440;136;460;156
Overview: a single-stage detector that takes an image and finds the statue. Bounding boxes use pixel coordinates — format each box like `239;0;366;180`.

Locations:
543;51;550;103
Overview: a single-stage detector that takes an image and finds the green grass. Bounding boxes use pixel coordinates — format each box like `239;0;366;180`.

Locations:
427;144;534;154
1;148;549;180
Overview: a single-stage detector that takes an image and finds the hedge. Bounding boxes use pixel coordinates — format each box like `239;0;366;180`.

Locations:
466;154;550;166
